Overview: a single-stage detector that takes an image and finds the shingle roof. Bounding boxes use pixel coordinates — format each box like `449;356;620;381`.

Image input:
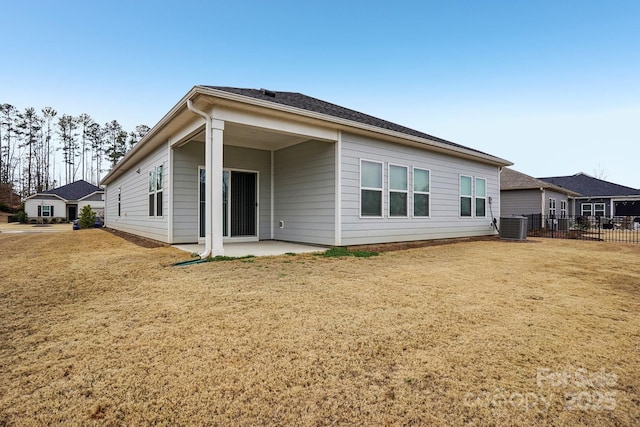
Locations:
204;86;493;157
501;168;579;195
42;180;102;201
538;173;640;197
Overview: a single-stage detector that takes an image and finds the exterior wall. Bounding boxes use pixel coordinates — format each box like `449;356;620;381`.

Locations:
105;144;169;242
172;142;272;243
172;141;203;243
273;140;335;245
544;189;570;217
500;189;542;216
340;133;500;245
25;196;67;219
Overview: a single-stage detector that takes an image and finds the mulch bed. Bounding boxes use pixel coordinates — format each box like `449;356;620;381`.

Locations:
101;227;168;248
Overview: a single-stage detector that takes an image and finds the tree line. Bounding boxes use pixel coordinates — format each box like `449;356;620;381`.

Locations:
0;103;149;200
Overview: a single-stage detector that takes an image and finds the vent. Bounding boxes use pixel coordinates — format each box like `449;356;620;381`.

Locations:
260;88;276;97
500;216;528;241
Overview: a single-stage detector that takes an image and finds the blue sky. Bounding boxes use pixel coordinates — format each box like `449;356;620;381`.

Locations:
2;0;639;187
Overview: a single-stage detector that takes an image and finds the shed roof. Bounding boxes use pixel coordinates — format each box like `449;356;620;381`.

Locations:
538;173;640;198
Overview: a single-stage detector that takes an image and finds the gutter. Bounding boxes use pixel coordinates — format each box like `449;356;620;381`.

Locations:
186;99;212;259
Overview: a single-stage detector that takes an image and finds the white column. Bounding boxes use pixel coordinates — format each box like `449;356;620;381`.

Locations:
208;118;225;256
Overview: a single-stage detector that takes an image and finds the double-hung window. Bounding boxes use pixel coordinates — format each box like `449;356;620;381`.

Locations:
460;175;472;217
475;178;486;217
594;203;605;217
549;198;557;218
581;203;593;216
413;168;430;217
38;205;53;217
156;165;164;217
560;200;567;218
148;165;164;217
360;160;383;217
389;165;408;217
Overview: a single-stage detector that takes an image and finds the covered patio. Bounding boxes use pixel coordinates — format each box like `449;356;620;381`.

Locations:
173;240;325;257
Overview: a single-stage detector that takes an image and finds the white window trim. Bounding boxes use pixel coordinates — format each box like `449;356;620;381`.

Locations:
41;205;52;217
388;163;408;218
412;167;431;218
475;177;487;218
359;159;384;219
149;165;164;218
560;200;567;218
594;202;606;217
459;174;473;218
549;198;557;217
581;203;593;216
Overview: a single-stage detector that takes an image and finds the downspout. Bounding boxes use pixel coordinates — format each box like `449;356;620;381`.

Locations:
187;99;212;259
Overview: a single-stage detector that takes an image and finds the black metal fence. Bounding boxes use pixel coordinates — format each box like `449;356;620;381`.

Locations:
523;214;640;244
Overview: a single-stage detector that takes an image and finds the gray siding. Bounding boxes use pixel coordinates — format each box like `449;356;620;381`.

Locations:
501;189;542;216
340;133;500;245
172;142;272;243
274;140;335;245
576;198;611;216
545;189;570;217
105;144;169;242
172;142;204;243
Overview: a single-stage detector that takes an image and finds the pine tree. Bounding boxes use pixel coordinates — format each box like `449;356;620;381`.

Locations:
16;107;42;195
57;114;78;185
104;120;128;167
77;113;94;181
41;107;57;190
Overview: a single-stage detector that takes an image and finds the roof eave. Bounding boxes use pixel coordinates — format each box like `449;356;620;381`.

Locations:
196;86;512;167
102;85;512;185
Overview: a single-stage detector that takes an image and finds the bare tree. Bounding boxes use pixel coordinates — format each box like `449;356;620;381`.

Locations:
593;164;608;180
77;113;94;181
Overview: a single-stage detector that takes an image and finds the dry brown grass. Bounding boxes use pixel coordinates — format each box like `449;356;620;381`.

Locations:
1;230;639;426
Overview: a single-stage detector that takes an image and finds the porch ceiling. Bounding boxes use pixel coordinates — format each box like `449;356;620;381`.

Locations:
190;122;313;151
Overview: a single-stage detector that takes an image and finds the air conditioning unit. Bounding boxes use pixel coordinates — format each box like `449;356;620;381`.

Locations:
500;216;528;241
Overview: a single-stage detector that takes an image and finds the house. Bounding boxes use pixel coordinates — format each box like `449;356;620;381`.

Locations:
24;180;104;221
538;173;640;218
100;86;512;255
500;167;580;226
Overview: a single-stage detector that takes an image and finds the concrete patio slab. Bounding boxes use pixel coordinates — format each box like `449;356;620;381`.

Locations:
173;241;326;257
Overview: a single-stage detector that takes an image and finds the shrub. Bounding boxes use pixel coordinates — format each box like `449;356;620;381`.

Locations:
78;205;96;229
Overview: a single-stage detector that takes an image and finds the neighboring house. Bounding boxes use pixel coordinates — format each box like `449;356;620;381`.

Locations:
500;168;580;224
24;180;104;221
101;86;511;255
538;173;640;218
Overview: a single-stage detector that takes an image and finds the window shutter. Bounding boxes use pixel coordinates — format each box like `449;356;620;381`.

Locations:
51;206;54;217
38;206;41;216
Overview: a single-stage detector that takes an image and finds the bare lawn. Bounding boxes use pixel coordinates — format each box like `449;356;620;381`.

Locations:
1;230;639;425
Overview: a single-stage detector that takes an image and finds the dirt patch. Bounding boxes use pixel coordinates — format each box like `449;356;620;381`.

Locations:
100;227;167;248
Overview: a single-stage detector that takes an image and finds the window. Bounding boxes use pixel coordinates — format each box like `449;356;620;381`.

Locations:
148;169;156;216
389;165;408;217
148;165;164;217
475;178;486;217
413;168;430;217
117;187;121;217
581;203;593;216
560;200;567;218
360;160;383;217
594;203;605;217
156;165;164;217
460;175;472;217
38;205;53;217
549;198;557;218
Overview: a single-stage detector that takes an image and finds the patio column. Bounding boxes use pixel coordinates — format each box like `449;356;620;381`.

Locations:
207;118;225;256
